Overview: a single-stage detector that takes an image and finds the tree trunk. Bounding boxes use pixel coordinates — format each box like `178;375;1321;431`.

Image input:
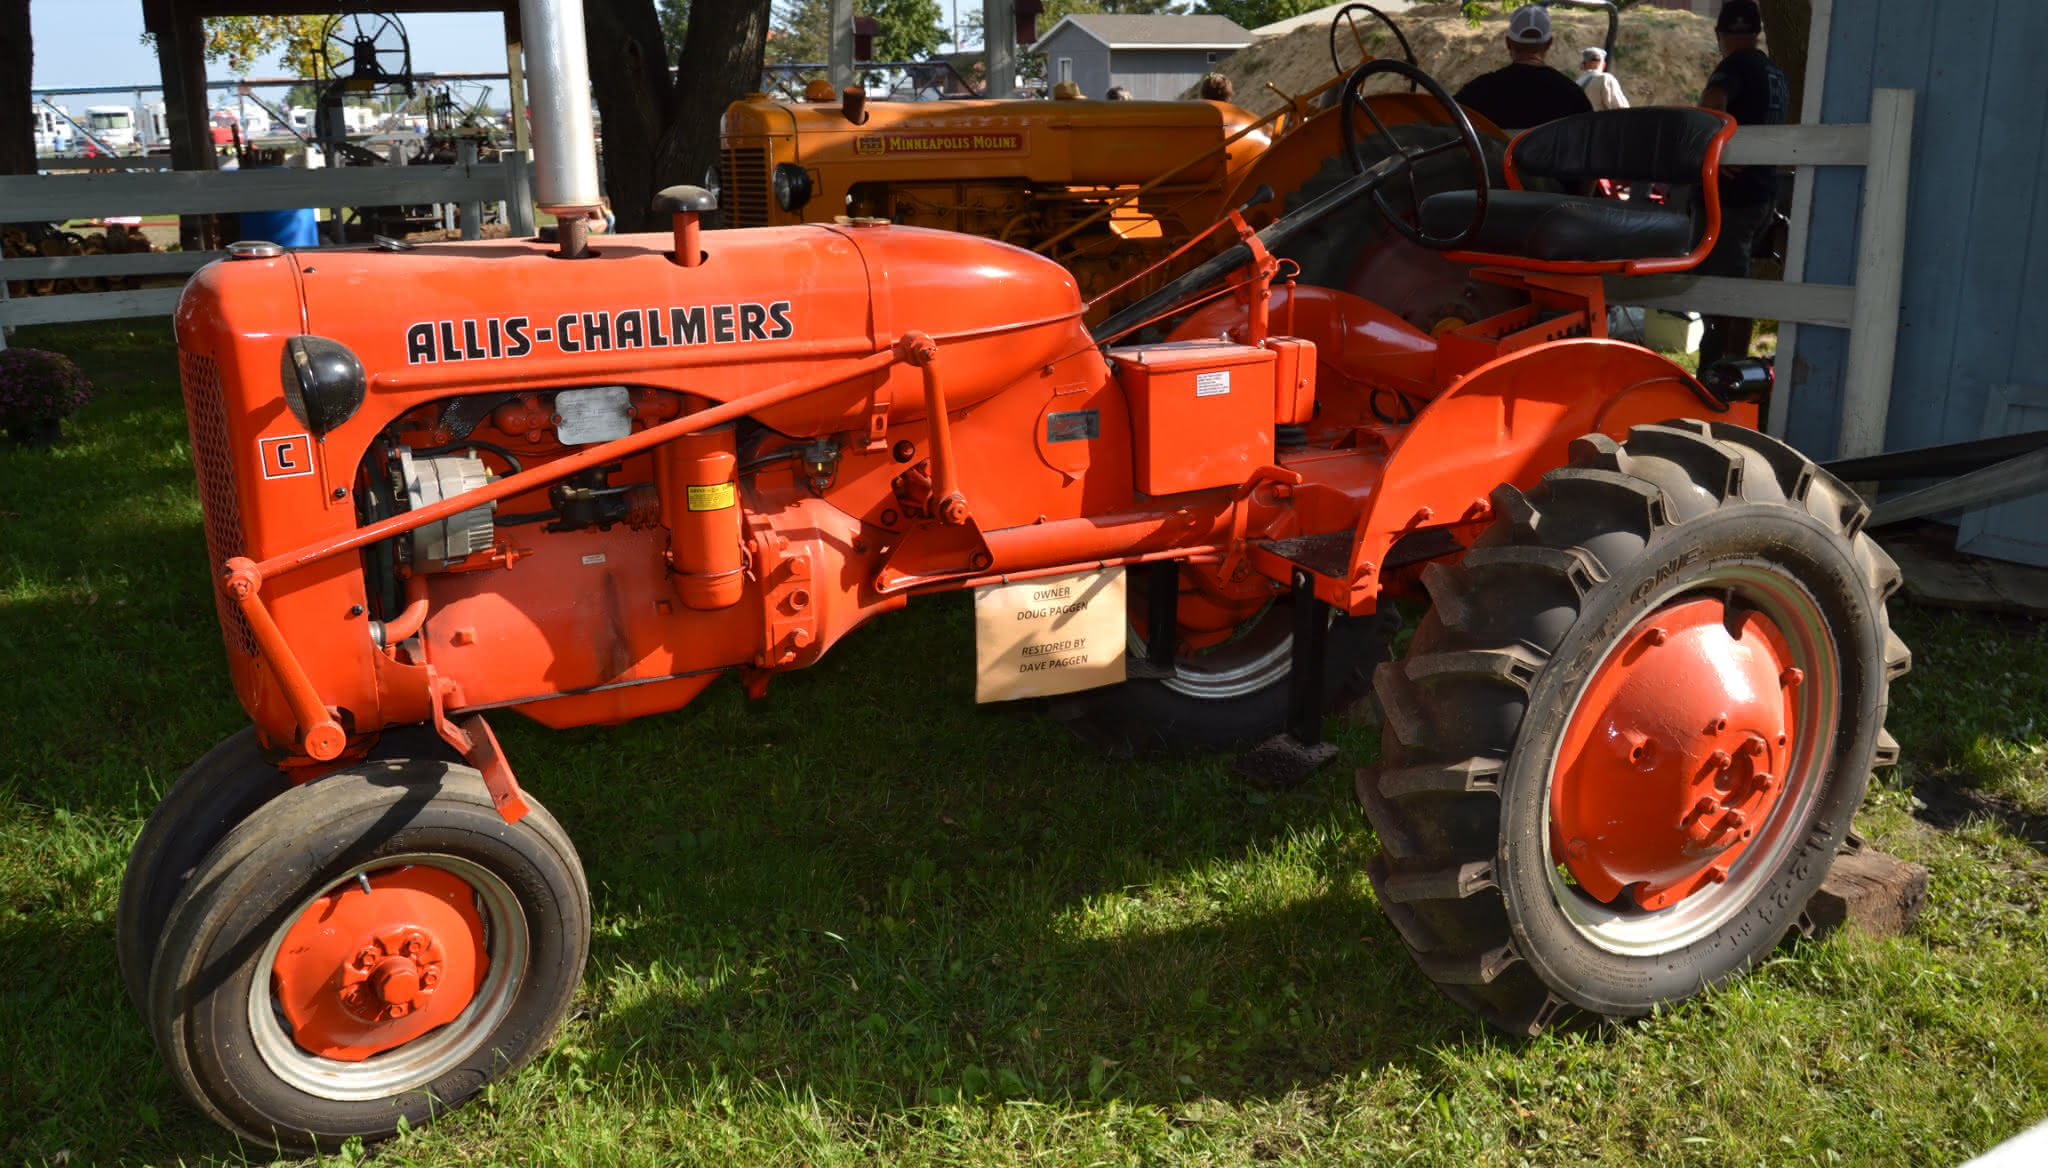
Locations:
584;0;674;231
583;0;769;233
654;0;770;229
0;0;34;177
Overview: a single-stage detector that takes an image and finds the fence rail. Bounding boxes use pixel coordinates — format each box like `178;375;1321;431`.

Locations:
1605;89;1915;456
1;146;533;344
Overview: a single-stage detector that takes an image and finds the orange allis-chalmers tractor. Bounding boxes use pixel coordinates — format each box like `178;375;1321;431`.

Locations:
124;6;1909;1149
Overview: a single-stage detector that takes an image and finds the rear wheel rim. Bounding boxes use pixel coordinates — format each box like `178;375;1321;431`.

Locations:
252;853;529;1102
1542;566;1840;956
1129;596;1304;701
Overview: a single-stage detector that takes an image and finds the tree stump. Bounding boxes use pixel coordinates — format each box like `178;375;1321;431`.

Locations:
1800;848;1929;940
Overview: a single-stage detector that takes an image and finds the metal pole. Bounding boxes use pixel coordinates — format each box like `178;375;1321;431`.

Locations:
830;0;856;90
983;0;1017;98
516;0;602;254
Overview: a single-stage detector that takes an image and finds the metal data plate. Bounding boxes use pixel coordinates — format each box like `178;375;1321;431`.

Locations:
554;385;633;444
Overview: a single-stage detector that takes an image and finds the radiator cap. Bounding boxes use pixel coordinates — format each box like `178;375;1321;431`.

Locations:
227;240;284;259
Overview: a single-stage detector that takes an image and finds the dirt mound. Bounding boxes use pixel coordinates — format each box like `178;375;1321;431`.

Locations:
1200;3;1724;116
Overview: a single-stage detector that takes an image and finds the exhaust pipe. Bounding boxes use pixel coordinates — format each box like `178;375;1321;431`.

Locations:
518;0;604;257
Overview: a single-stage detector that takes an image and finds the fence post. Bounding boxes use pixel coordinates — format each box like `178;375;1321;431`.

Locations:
505;149;536;237
1835;87;1914;460
459;138;483;241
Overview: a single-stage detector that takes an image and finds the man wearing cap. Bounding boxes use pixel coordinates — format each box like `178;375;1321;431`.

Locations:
1453;5;1592;132
1696;0;1790;370
1576;47;1628;111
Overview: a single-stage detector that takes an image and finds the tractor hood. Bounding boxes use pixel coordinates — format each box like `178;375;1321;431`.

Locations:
182;221;1094;440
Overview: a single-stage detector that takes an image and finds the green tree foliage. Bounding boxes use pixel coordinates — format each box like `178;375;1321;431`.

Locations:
869;0;947;61
201;15;328;78
767;0;830;63
765;0;948;63
659;0;690;58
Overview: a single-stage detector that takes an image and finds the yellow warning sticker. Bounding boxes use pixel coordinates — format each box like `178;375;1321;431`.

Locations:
687;482;736;511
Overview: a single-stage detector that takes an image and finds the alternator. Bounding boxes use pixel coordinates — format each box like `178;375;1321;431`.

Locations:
394;448;496;567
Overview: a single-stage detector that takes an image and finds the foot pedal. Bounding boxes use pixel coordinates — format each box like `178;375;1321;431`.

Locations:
1231;733;1340;788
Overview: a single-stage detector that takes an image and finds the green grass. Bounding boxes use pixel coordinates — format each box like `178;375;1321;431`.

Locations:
3;321;2046;1165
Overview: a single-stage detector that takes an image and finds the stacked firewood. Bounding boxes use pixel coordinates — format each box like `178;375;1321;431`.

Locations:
2;224;156;297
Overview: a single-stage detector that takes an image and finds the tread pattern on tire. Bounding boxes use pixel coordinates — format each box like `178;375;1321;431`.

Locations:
1361;422;1906;1036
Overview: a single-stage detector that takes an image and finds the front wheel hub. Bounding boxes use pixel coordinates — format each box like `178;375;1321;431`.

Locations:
1551;596;1803;911
271;865;487;1061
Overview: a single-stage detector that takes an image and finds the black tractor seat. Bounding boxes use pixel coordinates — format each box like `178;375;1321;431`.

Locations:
1423;106;1737;274
1421;189;1693;262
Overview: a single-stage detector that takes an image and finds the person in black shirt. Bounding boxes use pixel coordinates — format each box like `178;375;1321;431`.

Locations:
1696;0;1790;370
1453;5;1593;132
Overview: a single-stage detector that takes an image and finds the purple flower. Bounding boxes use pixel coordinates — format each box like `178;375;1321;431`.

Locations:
0;348;94;429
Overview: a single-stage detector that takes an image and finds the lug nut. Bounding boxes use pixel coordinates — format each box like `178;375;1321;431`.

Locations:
1646;626;1669;646
1780;667;1804;687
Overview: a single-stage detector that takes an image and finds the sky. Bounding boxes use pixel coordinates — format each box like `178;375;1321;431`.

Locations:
28;0;514;108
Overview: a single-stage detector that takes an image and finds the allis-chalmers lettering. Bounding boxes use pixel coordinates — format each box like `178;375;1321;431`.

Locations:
404;301;795;365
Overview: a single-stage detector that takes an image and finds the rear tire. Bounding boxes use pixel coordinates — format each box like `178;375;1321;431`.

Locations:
1055;600;1395;755
147;762;588;1151
1361;422;1907;1035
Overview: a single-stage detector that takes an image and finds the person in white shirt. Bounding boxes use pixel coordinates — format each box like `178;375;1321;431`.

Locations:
1577;47;1629;111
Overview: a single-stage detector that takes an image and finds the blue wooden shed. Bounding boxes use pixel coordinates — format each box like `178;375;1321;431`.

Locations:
1786;0;2048;564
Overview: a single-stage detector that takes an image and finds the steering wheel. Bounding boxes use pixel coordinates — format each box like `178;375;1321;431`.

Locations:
1338;58;1490;250
1327;4;1419;89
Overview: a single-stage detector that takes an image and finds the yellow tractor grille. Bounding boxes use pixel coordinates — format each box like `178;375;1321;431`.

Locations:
720;146;770;228
178;351;257;658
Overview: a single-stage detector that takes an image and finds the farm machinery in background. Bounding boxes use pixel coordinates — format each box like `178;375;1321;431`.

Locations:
126;0;1909;1152
719;3;1517;337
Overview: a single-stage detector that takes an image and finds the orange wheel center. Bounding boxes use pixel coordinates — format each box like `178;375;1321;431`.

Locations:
271;865;489;1061
1551;596;1803;911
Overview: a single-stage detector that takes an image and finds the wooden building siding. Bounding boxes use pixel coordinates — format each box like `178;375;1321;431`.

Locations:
1034;26;1112;99
1789;0;2048;561
1110;49;1229;100
1034;26;1235;101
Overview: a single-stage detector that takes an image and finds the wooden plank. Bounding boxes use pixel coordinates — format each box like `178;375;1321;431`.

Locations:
1604;275;1855;329
1958;385;2048;567
0;287;183;327
1720;123;1869;168
1958;1;2048;453
0;163;513;221
1771;0;1836;439
1801;849;1929;940
1783;0;1882;458
34;156;175;171
1836;88;1914;460
1895;2;2001;451
2;251;222;279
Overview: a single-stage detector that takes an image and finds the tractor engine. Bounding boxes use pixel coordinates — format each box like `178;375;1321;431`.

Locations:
175;221;1143;754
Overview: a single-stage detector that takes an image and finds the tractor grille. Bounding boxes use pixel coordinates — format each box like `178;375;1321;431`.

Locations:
179;352;257;658
720;146;770;227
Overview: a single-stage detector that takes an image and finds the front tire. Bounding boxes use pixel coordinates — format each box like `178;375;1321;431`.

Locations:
146;762;589;1151
1361;421;1908;1035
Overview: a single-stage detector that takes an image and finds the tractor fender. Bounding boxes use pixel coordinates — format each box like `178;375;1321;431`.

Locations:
1339;338;1758;608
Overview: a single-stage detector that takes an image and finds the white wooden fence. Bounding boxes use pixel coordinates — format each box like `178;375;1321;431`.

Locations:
0;146;533;346
1603;45;1913;462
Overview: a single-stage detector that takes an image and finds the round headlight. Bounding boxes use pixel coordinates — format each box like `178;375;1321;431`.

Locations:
772;162;813;213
